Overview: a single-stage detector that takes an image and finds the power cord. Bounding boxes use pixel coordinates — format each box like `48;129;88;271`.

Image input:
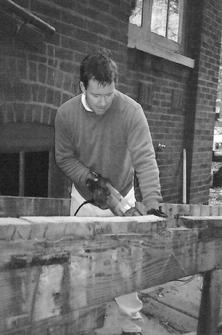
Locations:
73;200;94;216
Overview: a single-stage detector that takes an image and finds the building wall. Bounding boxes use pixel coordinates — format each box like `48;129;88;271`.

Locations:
216;31;222;120
184;0;222;203
0;0;221;202
126;48;190;203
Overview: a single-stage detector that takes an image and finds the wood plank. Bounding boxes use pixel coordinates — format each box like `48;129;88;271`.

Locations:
96;302;175;335
160;203;222;228
142;296;197;334
190;204;201;217
200;204;210;216
0;300;105;335
197;269;222;335
1;199;222;222
0;216;221;334
0;196;70;217
181;216;222;229
209;205;220;216
128;33;195;68
0;215;167;335
141;275;202;333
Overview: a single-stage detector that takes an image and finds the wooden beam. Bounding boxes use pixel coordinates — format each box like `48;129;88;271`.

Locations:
142;293;198;333
1;215;222;334
0;215;221;334
160;203;222;221
128;26;195;68
180;216;222;229
0;196;70;217
197;269;222;335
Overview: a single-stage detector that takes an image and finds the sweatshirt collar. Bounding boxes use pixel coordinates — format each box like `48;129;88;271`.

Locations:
81;94;93;112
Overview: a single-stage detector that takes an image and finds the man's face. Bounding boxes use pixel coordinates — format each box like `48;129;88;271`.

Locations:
80;79;115;116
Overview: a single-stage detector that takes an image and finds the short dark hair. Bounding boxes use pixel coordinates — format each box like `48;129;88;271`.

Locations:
80;50;118;88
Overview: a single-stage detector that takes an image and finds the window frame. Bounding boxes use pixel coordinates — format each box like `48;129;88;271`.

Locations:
0;123;54;197
128;0;194;68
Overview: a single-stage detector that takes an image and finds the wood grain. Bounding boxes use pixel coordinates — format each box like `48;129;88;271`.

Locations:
0;215;222;334
197;270;222;335
0;196;70;217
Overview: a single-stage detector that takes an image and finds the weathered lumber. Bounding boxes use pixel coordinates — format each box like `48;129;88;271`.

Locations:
160;203;222;227
197;269;222;335
95;302;175;335
0;196;70;217
141;276;201;334
0;215;222;334
1;198;222;221
142;294;198;333
181;216;222;269
161;203;222;218
180;216;222;229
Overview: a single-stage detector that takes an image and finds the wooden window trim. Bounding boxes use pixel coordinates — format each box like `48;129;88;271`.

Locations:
128;0;195;68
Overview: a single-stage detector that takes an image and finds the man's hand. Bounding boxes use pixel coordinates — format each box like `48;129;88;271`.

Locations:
147;206;167;218
124;207;143;216
86;172;110;209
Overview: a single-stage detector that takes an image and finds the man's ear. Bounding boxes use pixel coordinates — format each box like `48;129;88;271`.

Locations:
79;81;86;94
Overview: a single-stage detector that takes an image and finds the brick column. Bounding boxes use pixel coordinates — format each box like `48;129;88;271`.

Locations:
185;0;222;203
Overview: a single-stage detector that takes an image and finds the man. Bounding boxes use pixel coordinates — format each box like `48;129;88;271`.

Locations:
55;50;164;217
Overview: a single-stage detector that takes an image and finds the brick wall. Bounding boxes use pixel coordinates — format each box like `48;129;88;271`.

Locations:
126;50;191;203
184;0;222;203
217;40;222;117
0;0;221;203
0;0;131;125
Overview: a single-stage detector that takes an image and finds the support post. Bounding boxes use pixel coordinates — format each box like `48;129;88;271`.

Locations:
183;148;187;204
197;269;222;335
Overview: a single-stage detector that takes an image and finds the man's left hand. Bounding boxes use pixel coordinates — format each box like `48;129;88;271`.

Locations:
147;206;167;218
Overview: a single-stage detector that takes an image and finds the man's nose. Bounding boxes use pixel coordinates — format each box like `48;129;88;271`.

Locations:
99;96;107;106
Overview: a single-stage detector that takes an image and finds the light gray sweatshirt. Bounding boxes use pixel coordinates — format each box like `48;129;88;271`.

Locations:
55;89;162;210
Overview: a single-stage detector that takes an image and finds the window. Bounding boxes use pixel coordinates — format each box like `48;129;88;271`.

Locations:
128;0;194;68
151;0;180;42
0;123;69;198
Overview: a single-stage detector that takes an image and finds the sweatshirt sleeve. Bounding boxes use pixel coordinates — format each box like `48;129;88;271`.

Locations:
126;106;162;211
54;108;90;186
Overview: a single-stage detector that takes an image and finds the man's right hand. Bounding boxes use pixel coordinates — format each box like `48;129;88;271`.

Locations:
124;207;143;216
86;172;110;209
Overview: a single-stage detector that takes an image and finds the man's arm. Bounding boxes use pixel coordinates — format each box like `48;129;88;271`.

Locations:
54;110;90;186
126;107;162;211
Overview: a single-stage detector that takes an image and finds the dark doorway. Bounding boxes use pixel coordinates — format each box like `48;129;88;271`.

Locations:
0;151;49;197
0;153;19;196
24;152;49;197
